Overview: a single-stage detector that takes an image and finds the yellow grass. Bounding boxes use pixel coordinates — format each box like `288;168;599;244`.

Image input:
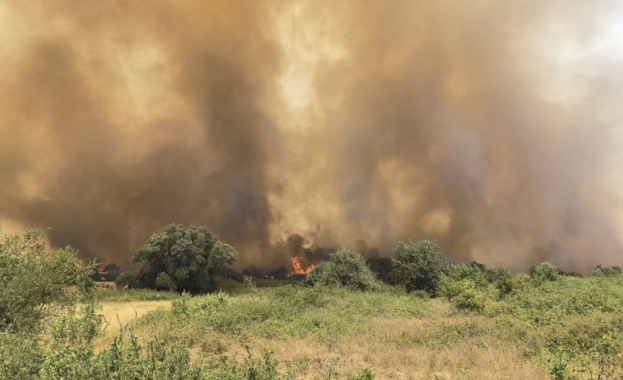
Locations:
95;297;547;379
95;300;172;351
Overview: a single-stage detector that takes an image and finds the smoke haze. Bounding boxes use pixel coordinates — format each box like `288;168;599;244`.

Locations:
1;0;622;271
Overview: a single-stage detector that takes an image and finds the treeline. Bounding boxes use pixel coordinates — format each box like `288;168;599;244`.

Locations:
113;224;622;297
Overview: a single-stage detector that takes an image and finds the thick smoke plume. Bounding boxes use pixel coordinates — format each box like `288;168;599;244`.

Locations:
1;1;622;271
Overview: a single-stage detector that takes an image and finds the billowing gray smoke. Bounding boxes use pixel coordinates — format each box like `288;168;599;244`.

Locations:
1;0;622;271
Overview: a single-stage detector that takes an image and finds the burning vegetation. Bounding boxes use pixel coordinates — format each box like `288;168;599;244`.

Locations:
290;257;314;276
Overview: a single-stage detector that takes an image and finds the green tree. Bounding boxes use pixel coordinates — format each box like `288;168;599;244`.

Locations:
306;250;378;291
0;228;93;334
391;240;449;296
133;224;237;294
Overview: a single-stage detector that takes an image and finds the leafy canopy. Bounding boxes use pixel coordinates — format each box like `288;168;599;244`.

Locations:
306;250;379;291
133;224;237;294
391;240;449;296
0;228;93;334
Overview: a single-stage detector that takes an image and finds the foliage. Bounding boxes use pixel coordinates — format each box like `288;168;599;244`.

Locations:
529;262;559;285
133;224;237;294
114;271;139;289
0;228;94;334
365;256;393;284
448;279;488;312
391;240;450;296
438;264;490;312
543;315;623;380
306;250;379;291
483;266;515;297
592;265;622;278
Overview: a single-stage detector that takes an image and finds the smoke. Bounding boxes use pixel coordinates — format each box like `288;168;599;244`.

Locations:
1;1;622;271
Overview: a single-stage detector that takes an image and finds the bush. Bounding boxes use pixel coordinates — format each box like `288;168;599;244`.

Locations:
306;250;379;291
114;271;139;289
483;266;514;297
450;279;487;312
592;265;622;278
529;262;559;285
391;240;449;296
0;228;94;334
484;266;512;284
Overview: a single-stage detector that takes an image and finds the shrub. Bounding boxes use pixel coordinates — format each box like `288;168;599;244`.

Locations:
306;250;379;291
391;240;449;296
483;266;514;297
529;262;559;285
114;271;139;289
445;263;488;287
484;266;512;284
0;228;94;334
592;265;622;278
450;279;487;312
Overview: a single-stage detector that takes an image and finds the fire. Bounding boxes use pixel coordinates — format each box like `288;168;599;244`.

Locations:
290;257;314;275
96;265;108;277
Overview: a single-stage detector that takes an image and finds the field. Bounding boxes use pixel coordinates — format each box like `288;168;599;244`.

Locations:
90;275;623;379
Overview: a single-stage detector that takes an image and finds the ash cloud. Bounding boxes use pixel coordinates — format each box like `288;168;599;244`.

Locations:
1;1;622;271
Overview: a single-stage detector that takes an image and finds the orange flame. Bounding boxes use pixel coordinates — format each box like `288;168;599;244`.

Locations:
290;257;314;275
96;265;108;276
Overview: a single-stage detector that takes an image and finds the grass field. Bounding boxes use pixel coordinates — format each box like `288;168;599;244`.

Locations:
91;276;623;379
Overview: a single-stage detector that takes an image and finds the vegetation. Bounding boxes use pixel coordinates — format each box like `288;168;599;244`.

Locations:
132;224;237;293
306;250;379;291
0;228;93;334
4;228;623;379
592;265;622;278
530;261;560;285
391;240;450;296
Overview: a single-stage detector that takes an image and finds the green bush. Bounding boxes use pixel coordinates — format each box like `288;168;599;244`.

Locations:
0;333;42;379
114;271;139;289
592;265;622;278
483;266;514;297
306;250;379;291
391;240;449;296
450;279;487;312
529;262;559;285
443;263;488;288
0;228;94;334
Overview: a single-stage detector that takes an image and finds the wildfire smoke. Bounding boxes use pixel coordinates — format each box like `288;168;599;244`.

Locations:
1;1;623;271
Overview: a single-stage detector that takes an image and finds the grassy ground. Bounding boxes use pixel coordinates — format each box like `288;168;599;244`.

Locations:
93;276;623;379
96;287;539;378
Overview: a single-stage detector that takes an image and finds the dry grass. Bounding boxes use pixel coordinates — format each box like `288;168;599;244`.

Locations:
101;295;547;379
94;300;172;351
231;300;547;379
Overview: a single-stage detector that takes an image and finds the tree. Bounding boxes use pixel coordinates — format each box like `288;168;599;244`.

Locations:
391;240;449;296
132;224;237;293
0;228;93;334
306;250;379;291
